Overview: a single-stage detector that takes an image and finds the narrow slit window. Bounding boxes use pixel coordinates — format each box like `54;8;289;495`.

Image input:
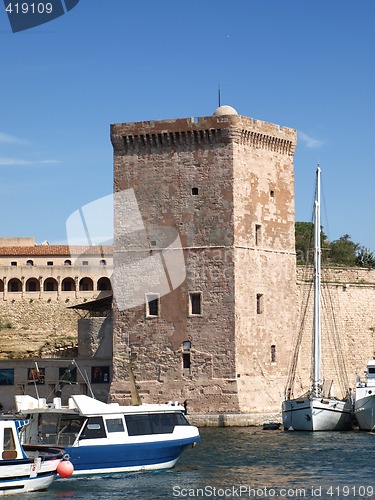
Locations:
271;344;276;363
182;341;191;370
191;187;199;195
270;190;275;198
256;294;263;315
182;353;191;369
255;224;262;246
190;292;202;315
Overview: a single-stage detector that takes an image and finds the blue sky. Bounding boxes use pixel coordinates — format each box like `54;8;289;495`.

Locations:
1;0;375;250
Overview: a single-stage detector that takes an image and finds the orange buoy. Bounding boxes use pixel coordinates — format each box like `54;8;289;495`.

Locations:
57;460;74;478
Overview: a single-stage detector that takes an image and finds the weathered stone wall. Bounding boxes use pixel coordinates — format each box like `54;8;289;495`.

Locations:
0;297;89;358
232;132;297;413
111;118;240;412
78;315;113;359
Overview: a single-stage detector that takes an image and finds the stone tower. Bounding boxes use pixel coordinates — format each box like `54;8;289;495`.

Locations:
110;106;297;420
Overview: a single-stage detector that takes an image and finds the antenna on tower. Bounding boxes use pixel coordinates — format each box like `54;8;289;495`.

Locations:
218;82;221;107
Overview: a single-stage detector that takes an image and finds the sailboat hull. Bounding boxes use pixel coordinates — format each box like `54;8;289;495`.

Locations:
282;397;352;431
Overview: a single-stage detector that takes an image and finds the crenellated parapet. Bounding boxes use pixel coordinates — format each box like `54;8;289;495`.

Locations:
111;113;296;156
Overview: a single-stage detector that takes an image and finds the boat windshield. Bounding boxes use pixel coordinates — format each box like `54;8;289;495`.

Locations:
31;413;85;446
125;412;189;436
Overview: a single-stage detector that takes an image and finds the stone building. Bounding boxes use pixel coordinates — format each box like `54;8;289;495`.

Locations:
0;237;113;410
109;106;298;422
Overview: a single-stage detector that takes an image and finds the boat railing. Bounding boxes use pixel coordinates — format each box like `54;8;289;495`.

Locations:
39;432;77;447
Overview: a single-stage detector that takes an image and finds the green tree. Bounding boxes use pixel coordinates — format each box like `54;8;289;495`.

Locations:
328;234;358;266
295;223;375;268
295;221;328;265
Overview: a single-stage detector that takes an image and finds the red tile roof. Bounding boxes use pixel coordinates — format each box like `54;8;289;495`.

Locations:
0;245;113;257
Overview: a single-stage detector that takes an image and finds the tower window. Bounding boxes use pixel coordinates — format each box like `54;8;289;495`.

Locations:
47;261;53;266
146;294;159;317
26;260;34;266
11;262;17;266
182;341;191;370
271;345;276;363
255;224;262;246
191;187;199;195
183;341;191;351
256;294;264;315
270;190;275;198
189;292;202;315
182;353;191;369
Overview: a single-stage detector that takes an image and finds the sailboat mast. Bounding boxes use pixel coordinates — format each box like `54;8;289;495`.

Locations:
313;166;321;396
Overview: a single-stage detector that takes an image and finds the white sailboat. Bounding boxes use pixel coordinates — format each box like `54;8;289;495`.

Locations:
282;166;353;431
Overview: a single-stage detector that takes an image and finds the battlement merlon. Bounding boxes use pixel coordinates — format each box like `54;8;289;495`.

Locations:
110;114;297;156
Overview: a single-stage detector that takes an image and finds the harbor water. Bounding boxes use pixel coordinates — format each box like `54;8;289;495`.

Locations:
20;427;375;499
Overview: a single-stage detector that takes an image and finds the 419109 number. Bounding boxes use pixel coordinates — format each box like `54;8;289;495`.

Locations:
5;2;53;14
326;485;374;497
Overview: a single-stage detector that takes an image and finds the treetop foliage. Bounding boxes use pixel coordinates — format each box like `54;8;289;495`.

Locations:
295;222;375;268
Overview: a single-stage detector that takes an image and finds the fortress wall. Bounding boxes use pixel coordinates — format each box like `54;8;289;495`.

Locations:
293;266;375;400
0;297;89;358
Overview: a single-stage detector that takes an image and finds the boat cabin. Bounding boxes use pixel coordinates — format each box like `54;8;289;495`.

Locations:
15;394;191;447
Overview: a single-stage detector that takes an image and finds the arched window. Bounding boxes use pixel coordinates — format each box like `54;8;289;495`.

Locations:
99;259;107;266
26;260;34;266
43;278;58;292
64;260;72;266
26;278;40;292
97;277;111;291
0;280;4;293
62;278;75;292
79;277;93;291
8;279;22;292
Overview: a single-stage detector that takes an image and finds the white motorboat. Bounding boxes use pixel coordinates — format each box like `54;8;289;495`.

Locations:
15;393;200;476
355;360;375;430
